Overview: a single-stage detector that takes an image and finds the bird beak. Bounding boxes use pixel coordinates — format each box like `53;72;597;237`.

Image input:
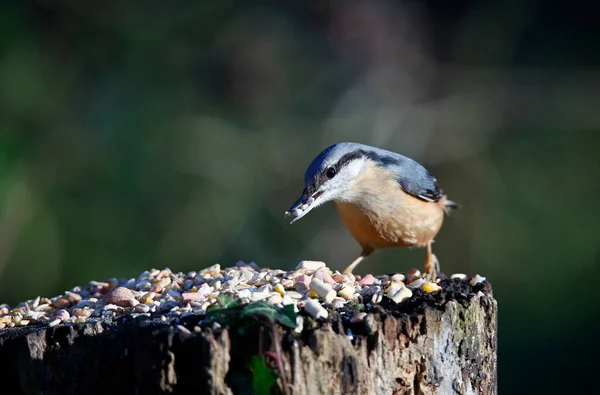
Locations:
285;188;324;224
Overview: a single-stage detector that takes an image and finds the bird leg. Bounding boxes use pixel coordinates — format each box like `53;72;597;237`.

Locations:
343;247;373;274
424;241;440;281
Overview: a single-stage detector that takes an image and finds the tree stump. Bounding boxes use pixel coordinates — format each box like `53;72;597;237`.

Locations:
0;277;496;395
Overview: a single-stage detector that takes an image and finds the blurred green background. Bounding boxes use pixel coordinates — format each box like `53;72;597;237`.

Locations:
1;0;598;393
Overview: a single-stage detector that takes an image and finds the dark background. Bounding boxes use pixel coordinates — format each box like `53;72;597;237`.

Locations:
1;0;598;393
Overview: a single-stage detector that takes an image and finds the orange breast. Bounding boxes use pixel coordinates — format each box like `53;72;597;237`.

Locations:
335;202;396;249
335;194;445;250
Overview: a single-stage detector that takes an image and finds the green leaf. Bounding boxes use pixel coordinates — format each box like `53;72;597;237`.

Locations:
203;294;241;326
275;304;297;329
218;293;238;309
240;302;278;322
249;355;277;395
203;299;297;332
204;307;238;326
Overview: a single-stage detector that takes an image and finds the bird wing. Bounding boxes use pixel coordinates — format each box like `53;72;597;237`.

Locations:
363;149;443;202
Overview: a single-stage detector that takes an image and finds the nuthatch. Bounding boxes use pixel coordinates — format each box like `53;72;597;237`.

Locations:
285;142;458;279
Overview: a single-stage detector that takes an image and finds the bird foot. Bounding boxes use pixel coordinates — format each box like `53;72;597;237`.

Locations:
424;253;440;281
343;255;365;274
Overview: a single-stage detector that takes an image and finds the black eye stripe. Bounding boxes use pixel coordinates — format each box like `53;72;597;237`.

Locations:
318;150;364;181
313;149;373;186
335;150;364;169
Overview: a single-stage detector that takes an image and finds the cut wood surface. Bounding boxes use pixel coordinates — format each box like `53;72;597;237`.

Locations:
0;277;496;395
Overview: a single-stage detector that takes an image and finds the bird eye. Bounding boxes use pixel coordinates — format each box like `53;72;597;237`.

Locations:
325;167;336;179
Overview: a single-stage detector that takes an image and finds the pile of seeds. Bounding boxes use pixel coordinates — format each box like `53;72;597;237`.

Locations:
0;261;486;330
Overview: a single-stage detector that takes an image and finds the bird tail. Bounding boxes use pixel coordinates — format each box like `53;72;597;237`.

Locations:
440;195;460;214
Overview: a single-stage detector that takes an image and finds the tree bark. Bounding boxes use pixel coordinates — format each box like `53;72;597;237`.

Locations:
0;279;497;395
